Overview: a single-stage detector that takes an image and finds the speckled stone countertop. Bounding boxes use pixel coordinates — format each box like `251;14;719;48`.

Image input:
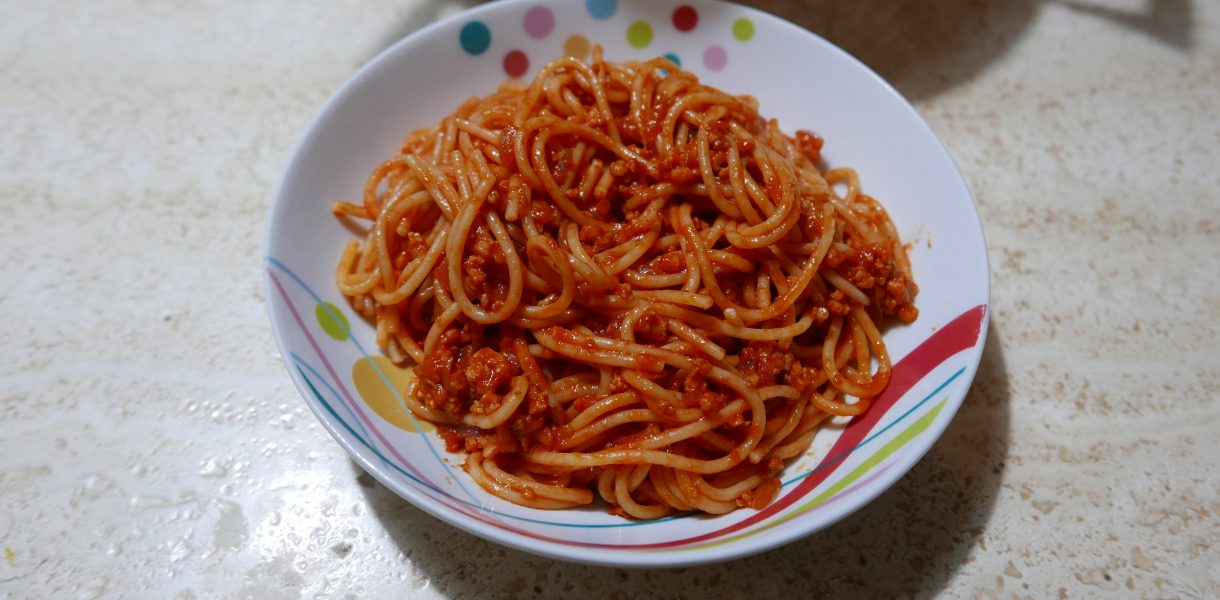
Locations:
2;0;1217;597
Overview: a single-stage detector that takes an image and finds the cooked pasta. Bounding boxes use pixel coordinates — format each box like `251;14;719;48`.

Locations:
332;49;918;518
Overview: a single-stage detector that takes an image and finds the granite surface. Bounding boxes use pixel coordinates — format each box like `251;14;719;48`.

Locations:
2;0;1217;597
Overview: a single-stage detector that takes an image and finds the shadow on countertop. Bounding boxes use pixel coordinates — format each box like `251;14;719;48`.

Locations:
356;324;1012;598
1049;0;1193;50
366;0;1193;105
738;0;1194;101
738;0;1037;102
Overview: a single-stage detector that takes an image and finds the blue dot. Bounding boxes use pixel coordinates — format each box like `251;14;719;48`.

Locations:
460;21;491;55
586;0;618;20
664;53;681;67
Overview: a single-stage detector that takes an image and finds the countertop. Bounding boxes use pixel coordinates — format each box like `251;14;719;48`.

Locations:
2;0;1217;597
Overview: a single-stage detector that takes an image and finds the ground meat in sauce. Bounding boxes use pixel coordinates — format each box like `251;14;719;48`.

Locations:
634;313;667;344
415;333;518;415
786;361;821;393
795;130;824;163
737;342;790;387
682;362;729;414
737;478;782;510
464;348;517;411
356;67;921;519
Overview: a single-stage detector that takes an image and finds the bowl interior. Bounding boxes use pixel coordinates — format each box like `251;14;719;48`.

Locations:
265;0;989;567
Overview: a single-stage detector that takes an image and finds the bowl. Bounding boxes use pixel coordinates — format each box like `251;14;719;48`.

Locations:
264;0;990;567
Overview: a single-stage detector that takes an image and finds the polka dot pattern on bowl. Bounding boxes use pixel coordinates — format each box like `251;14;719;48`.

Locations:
457;3;755;76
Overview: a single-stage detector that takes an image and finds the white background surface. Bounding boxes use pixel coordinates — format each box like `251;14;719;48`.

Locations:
2;0;1218;597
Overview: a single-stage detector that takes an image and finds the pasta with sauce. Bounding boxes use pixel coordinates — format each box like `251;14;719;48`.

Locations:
332;49;917;518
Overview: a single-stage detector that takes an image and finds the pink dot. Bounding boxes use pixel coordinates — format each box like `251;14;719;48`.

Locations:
523;6;554;39
703;45;727;71
504;50;530;78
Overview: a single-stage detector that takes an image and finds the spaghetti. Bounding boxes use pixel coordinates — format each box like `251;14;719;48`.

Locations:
332;50;918;518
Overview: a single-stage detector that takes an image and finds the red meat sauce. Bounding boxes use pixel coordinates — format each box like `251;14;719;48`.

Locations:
821;209;919;324
795;130;824;164
413;314;839;461
405;109;912;505
415;327;556;458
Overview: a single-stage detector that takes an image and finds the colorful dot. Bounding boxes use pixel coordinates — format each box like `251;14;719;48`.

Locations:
732;17;755;42
672;5;698;32
564;34;590;59
352;356;434;433
315;302;350;341
504;50;530;78
586;0;618;20
523;6;554;39
626;20;653;49
703;45;727;71
664;52;682;68
460;21;491;55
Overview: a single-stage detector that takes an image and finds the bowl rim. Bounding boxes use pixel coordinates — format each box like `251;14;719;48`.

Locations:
262;0;992;568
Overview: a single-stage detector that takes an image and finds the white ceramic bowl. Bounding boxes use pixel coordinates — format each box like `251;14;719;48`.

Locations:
264;0;990;567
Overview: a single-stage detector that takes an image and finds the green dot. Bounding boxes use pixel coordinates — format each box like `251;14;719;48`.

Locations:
315;302;350;341
732;18;755;42
626;20;653;49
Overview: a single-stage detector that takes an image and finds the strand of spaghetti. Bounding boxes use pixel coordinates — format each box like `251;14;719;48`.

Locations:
461;376;529;429
664;318;727;360
372;189;421;290
695;106;744;220
478;454;594;504
623;269;688;288
725;142;765;225
517;236;576;319
728;124;779;216
678;202;834;324
650;467;696;511
561;222;614;289
466;454;586;509
559;408;661;449
823;270;871;306
527;446;750;474
533;340;654;370
633;399;747;449
372;224;447;305
403;154;457;221
401;380;456;425
335;241;378;296
600;224;663;274
645;302;814;341
534;327;691;368
422;302;461;355
695;470;774;503
453;117;500;145
361;158;406;215
615;465;671;519
620;370;705;423
565;391;640;431
673;469;739;513
750;394;806;462
633;290;714;309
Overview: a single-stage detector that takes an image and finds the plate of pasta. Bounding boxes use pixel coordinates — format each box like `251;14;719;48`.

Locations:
264;0;989;567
